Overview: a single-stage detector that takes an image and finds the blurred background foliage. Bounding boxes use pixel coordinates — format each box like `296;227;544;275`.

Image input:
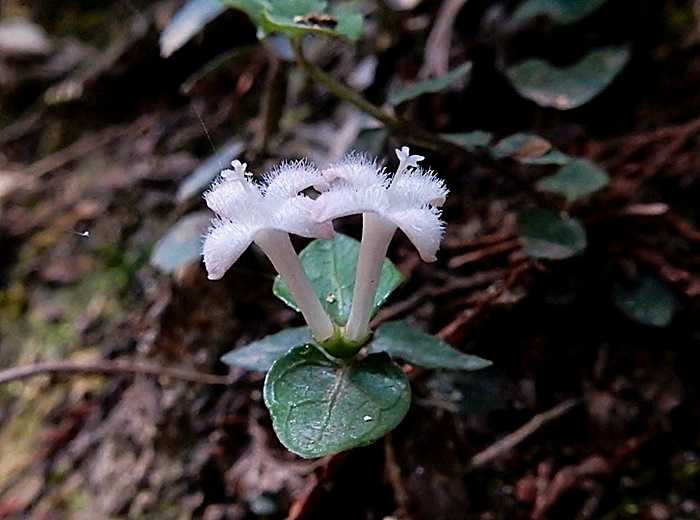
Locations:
1;0;700;518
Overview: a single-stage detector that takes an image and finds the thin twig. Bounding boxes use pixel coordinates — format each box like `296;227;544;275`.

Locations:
384;434;414;519
0;360;232;386
437;261;529;341
448;238;520;268
421;0;469;77
23;118;150;177
370;269;505;327
469;399;580;469
291;38;464;155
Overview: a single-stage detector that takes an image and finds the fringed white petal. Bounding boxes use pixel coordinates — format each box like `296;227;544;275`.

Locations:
270;196;335;240
313;183;390;223
202;219;256;280
387;206;445;262
204;178;261;219
390;168;449;207
321;153;388;188
263;160;328;200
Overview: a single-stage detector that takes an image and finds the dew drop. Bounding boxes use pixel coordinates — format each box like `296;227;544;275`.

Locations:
363;415;373;422
326;293;337;303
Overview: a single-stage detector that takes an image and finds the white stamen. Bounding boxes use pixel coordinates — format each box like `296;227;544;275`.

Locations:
221;159;248;180
395;146;424;177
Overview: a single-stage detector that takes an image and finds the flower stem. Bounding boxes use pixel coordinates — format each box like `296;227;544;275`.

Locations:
255;230;335;342
291;38;464;155
345;213;396;342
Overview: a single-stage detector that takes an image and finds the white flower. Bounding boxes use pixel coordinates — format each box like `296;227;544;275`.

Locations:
315;148;448;262
202;160;335;341
313;146;448;341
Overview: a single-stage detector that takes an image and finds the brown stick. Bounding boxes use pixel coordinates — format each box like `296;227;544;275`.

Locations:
448;238;520;268
469;399;580;469
0;360;232;386
421;0;469;77
384;434;414;519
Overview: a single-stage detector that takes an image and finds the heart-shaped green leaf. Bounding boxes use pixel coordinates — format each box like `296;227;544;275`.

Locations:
273;234;404;326
221;327;312;371
370;321;492;371
264;344;410;458
613;276;676;327
512;0;608;26
388;62;472;106
517;208;587;259
537;159;609;203
506;46;630;110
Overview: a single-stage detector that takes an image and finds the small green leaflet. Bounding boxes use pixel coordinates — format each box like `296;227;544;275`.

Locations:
221;0;363;41
389;62;472;106
537;159;609;203
441;131;494;153
613;276;676;328
264;345;410;458
512;0;609;26
443;131;571;164
505;46;630;110
221;327;312;371
370;321;492;370
491;133;571;165
273;234;404;326
517;208;587;259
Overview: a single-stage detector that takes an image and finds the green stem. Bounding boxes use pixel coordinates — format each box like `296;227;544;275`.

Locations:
291;38;464;155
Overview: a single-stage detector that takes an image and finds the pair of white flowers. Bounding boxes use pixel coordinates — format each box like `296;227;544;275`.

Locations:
202;146;448;345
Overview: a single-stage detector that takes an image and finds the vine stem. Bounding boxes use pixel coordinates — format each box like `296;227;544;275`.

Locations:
291;38;464;155
0;360;232;386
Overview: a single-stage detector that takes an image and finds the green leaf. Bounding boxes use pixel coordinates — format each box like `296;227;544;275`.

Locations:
331;3;364;41
273;234;404;326
613;276;676;327
512;0;608;25
441;131;494;152
537;159;609;203
388;62;472;105
221;327;312;371
370;321;492;370
150;211;209;273
520;149;571;165
517;208;587;259
490;133;571;165
160;0;227;58
505;46;630;110
443;131;571;163
425;370;509;415
491;133;553;160
221;0;265;24
222;0;364;41
264;345;410;458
